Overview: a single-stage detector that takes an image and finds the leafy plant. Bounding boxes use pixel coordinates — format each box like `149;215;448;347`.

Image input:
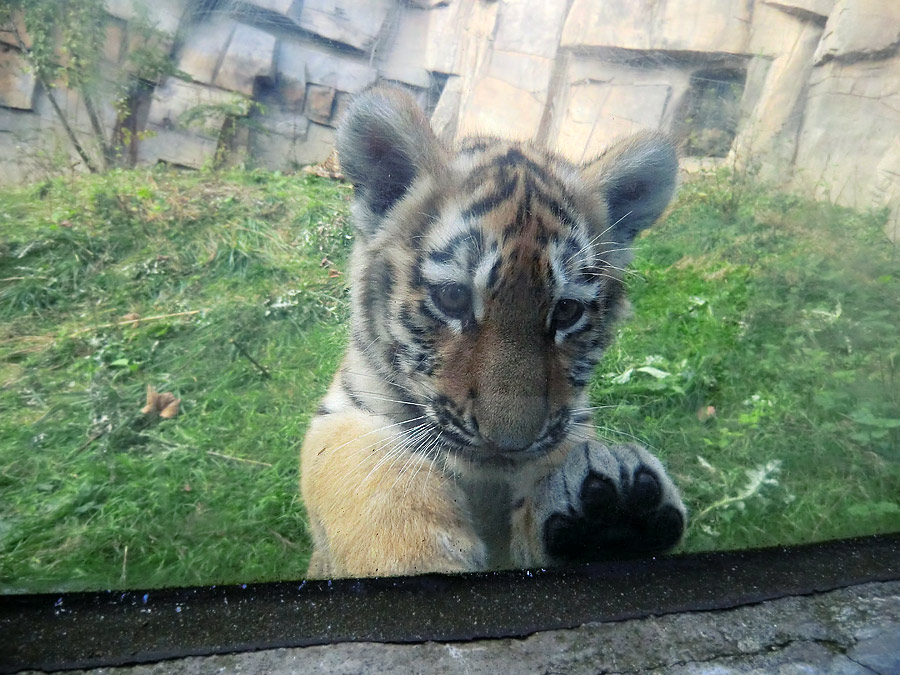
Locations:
0;0;178;172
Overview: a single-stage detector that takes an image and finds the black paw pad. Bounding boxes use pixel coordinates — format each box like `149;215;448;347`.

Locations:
543;513;588;562
580;472;618;519
628;467;663;514
650;505;685;551
544;463;684;564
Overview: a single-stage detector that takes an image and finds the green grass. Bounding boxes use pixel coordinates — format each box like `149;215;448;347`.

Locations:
595;176;900;552
1;167;898;593
1;167;352;592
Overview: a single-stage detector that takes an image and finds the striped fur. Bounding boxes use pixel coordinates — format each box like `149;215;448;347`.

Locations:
300;88;684;577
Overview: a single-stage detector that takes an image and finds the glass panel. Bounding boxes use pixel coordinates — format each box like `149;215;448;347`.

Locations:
0;0;898;593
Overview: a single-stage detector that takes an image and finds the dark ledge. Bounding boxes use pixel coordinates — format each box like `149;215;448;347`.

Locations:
2;533;899;673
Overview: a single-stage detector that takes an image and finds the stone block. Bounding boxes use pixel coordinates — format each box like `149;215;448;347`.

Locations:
737;12;823;181
0;11;31;50
11;85;117;172
278;41;376;94
424;0;499;76
242;0;302;20
251;118;335;170
295;0;393;53
102;17;128;65
561;0;752;55
138;127;220;168
794;53;900;209
456;47;555;142
279;57;306;110
377;7;431;88
332;92;352;126
32;82;118;139
254;106;311;139
459;76;545;141
104;0;186;36
177;19;236;86
250;107;309;169
0;46;36;111
751;1;818;58
549;56;691;162
763;0;835;19
214;23;276;96
494;0;569;59
869;137;900;242
814;0;900;65
146;77;240;137
487;50;554;94
304;84;335;125
430;75;464;144
0;107;88;184
555;81;673;163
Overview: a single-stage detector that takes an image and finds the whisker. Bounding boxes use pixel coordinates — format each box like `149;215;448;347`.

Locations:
345;389;428;408
345;428;410;464
580;272;622;283
571;422;659;453
344;368;441;398
327;415;428;456
335;418;430;465
564;210;633;266
358;422;433;485
391;445;427;495
592;258;629;274
421;433;444;495
363;420;432;467
598;246;639;256
381;426;436;491
344;369;419;395
570;405;617;412
403;430;445;496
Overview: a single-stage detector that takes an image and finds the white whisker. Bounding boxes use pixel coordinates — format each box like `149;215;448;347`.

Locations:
564;210;633;267
346;389;428;408
358;423;432;486
327;415;428;456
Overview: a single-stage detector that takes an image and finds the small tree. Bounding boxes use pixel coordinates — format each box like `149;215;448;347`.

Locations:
0;0;177;172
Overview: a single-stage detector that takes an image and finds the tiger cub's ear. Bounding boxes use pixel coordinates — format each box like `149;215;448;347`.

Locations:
337;87;446;235
582;133;678;243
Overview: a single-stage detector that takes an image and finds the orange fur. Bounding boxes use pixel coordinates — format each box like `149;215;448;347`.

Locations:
300;410;486;577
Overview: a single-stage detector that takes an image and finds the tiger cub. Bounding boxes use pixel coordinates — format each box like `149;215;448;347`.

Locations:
300;87;686;578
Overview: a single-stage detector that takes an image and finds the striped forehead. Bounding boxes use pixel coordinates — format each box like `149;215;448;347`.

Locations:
419;186;603;310
420;213;494;286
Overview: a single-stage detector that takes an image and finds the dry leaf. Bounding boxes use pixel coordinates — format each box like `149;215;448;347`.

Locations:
159;398;180;418
697;405;716;422
141;384;180;419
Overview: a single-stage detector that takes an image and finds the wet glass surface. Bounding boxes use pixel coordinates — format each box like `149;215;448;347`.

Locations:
0;1;898;594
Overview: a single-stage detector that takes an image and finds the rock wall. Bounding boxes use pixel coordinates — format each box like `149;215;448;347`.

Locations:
1;0;899;240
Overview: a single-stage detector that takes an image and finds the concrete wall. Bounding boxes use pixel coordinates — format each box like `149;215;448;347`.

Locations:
1;0;899;240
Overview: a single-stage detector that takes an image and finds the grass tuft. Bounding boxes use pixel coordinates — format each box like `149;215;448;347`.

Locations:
1;166;898;592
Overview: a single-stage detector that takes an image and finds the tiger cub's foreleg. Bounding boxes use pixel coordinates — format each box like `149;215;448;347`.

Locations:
300;410;487;578
512;440;687;567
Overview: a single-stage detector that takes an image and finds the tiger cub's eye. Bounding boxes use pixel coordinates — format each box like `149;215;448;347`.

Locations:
432;283;472;319
553;298;585;330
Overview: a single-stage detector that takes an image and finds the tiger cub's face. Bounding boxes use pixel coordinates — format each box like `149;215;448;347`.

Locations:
338;88;677;470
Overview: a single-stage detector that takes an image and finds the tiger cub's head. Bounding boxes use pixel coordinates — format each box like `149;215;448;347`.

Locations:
338;87;677;469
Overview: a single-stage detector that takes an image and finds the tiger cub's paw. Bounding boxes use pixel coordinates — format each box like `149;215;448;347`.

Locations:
539;442;686;563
